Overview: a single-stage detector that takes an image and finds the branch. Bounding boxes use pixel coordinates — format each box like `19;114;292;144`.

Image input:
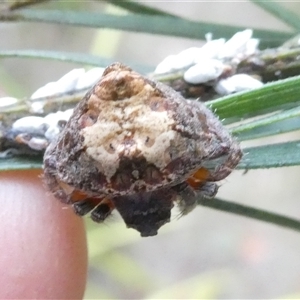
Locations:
237;47;300;82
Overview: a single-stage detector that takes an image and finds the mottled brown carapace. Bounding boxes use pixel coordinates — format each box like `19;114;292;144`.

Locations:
43;63;242;237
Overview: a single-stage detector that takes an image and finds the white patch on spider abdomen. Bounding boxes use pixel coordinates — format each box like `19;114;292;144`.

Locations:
81;121;124;179
81;86;176;180
134;129;176;168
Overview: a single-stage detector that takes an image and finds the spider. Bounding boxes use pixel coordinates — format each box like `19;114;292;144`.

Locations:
44;63;242;237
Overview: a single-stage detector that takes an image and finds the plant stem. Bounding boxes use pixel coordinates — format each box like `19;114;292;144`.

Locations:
237;47;300;82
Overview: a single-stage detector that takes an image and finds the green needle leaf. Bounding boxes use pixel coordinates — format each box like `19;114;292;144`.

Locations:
232;107;300;141
102;0;176;17
0;49;152;73
251;1;300;31
0;49;112;66
239;140;300;169
234;117;300;141
0;9;292;46
198;197;300;233
0;156;42;171
209;75;300;121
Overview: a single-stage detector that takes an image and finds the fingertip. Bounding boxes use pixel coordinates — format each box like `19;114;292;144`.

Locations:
0;170;87;299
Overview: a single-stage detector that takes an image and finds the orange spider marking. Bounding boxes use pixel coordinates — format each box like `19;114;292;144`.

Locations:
187;167;210;189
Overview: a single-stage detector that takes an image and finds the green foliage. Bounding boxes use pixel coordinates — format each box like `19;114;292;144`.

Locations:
2;8;292;47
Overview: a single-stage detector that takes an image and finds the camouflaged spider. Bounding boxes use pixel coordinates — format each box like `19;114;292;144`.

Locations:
43;63;242;237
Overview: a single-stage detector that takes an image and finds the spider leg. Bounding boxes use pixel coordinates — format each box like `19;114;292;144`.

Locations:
72;197;114;222
91;199;115;223
73;199;99;216
173;181;218;216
